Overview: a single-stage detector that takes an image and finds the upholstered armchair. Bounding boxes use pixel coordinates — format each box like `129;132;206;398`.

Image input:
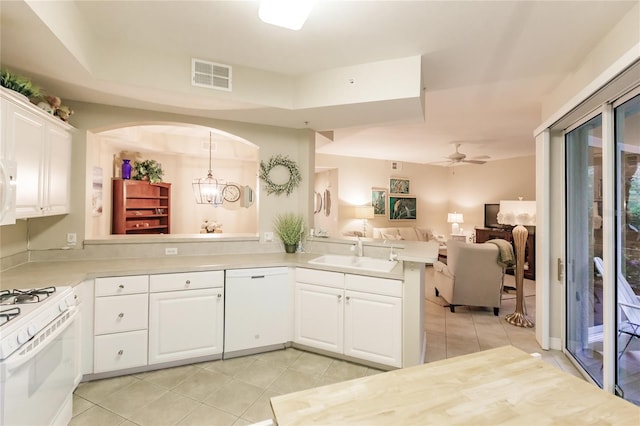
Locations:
433;239;504;315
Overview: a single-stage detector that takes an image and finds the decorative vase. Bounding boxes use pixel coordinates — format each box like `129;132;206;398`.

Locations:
284;243;297;254
121;159;132;180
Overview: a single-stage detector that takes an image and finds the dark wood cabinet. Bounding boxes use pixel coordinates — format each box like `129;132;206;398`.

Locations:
475;227;535;280
112;179;171;234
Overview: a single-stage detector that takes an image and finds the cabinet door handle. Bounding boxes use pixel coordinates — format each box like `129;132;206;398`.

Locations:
346;296;350;302
117;350;124;355
217;293;222;298
337;294;342;300
118;284;125;289
118;312;124;318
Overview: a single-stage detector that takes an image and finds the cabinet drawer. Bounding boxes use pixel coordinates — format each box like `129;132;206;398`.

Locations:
94;330;148;373
94;294;148;335
150;270;224;292
95;275;149;296
345;274;402;297
296;268;344;288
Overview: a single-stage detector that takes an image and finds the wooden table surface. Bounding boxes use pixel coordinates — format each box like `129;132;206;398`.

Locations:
270;346;639;425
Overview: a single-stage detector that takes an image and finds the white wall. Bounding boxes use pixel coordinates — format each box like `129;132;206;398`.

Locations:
20;101;313;251
315;153;536;239
446;156;536;231
541;3;640;121
314;169;339;237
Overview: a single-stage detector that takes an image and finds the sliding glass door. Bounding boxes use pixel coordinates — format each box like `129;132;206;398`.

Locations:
565;91;640;404
614;93;640;404
566;115;604;385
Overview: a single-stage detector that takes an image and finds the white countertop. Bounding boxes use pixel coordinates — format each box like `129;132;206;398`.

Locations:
0;252;417;290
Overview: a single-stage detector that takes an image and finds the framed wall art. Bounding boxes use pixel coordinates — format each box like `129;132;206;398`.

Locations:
371;187;387;216
389;177;410;194
389;196;417;220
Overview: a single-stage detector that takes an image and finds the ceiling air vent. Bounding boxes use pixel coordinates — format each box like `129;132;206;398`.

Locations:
192;58;232;91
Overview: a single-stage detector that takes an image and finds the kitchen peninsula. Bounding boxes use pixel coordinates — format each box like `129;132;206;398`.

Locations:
1;237;438;378
270;345;640;425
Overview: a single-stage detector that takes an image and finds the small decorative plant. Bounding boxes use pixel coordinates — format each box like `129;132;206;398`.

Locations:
133;159;164;183
273;213;305;253
0;68;41;99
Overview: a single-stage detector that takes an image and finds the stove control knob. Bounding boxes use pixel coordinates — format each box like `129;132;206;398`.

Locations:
27;324;37;337
59;300;68;312
17;329;29;345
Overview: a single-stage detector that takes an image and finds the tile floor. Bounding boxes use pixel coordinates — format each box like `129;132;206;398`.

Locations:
71;272;582;426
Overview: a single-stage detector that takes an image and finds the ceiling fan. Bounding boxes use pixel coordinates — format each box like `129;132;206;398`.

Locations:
431;143;489;166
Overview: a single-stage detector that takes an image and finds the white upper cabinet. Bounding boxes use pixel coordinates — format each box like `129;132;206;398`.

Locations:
1;89;72;219
43;124;72;215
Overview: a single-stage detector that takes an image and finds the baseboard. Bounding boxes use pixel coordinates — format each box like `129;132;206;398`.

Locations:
549;337;562;350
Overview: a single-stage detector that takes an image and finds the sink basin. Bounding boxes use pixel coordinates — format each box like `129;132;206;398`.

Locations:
308;254;398;273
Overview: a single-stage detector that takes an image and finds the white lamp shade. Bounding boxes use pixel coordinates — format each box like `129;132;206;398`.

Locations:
447;212;464;224
498;200;536;226
354;205;375;219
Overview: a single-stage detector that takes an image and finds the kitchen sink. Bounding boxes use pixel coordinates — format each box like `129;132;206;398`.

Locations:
308;254;398;273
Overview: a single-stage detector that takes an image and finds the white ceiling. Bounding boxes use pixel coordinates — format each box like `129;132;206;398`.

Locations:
1;0;636;165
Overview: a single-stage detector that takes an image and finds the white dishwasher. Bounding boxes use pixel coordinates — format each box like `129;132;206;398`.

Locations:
224;267;291;356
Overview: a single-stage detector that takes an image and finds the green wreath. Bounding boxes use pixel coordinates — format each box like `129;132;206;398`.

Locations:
259;154;302;196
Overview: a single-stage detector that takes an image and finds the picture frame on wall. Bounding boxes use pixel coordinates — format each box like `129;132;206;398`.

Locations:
389;177;410;194
389;196;417;220
371;187;387;216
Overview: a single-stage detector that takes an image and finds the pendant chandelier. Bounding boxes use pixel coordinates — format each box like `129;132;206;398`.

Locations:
192;132;226;206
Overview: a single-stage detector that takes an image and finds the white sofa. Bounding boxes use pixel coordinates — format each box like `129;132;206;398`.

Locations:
373;226;442;242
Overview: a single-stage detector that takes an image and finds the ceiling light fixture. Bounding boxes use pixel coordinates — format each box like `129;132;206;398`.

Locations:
258;0;316;30
192;132;226;207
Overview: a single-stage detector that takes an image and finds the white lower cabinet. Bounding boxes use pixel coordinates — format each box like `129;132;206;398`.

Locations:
94;330;148;373
343;290;402;367
148;271;224;365
294;283;344;353
294;268;403;368
93;275;149;374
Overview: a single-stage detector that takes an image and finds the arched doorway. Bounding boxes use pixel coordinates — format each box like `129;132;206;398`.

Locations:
85;123;259;238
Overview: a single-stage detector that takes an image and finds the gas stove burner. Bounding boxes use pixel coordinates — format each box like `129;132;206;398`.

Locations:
27;286;56;297
0;287;57;305
14;294;37;303
0;306;20;326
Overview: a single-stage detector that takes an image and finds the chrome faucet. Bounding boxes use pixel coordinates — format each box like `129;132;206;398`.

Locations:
384;239;398;261
389;245;398;261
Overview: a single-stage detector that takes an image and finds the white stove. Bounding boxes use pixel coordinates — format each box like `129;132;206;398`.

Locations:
0;285;78;426
0;286;75;360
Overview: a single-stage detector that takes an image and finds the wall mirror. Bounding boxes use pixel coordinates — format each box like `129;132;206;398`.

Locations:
86;123;259;238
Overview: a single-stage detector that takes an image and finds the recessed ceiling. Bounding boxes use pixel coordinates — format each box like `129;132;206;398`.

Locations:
1;0;636;165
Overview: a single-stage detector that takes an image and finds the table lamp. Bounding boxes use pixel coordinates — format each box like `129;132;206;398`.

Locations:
354;206;375;237
498;199;535;327
447;212;464;234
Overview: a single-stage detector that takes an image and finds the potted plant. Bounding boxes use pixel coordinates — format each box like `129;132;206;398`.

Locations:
133;159;164;183
0;68;41;99
273;213;305;253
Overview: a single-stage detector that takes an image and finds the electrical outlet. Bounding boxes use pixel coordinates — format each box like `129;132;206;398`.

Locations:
66;233;77;246
165;247;178;255
264;232;274;242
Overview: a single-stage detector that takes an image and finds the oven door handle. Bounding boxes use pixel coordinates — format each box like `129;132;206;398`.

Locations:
4;307;77;374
